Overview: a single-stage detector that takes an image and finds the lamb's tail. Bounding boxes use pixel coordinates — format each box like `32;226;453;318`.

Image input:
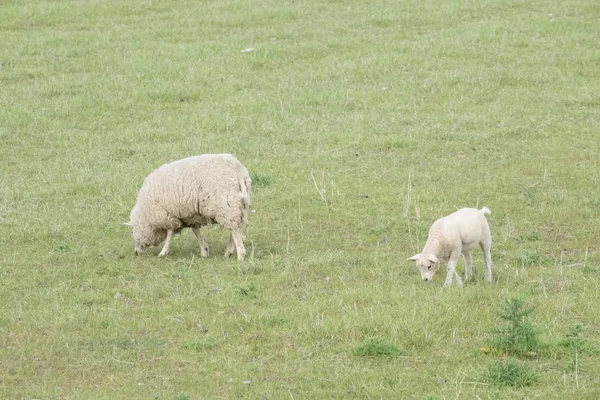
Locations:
480;206;491;216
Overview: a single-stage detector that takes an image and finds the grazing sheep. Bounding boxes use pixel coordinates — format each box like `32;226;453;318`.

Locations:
128;154;252;260
408;207;492;287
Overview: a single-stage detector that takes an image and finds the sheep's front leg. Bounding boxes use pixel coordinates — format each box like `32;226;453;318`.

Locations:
463;251;473;281
444;252;463;287
191;226;209;257
159;229;174;257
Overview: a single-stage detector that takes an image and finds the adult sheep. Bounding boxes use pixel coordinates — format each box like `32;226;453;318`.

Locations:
128;154;252;261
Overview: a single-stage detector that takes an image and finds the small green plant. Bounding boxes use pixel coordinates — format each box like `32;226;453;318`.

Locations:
250;172;273;188
559;324;584;348
234;282;257;297
582;266;599;274
557;324;597;371
521;189;536;206
486;360;538;387
184;336;217;351
518;250;544;267
558;324;584;373
520;230;541;242
490;298;542;357
352;337;403;357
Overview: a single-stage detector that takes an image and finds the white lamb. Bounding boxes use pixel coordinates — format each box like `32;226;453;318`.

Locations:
128;154;252;261
408;207;492;287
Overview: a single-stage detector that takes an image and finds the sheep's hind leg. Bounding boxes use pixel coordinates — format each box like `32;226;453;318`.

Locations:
224;234;236;259
225;229;246;261
191;226;209;257
159;229;174;257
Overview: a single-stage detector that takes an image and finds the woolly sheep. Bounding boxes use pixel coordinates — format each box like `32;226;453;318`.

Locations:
128;154;252;261
408;207;492;287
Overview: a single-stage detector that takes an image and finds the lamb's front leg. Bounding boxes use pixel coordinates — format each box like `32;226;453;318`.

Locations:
159;229;174;257
444;252;463;287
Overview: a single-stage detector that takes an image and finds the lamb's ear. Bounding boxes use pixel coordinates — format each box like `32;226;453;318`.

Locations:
428;255;439;263
407;254;420;261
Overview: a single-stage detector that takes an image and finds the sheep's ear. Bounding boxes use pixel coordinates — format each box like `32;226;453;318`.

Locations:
428;255;439;263
407;254;420;261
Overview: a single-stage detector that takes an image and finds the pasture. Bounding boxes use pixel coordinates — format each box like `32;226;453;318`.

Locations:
1;0;599;398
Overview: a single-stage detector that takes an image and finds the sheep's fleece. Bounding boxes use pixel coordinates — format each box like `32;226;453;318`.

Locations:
408;207;492;287
129;154;252;260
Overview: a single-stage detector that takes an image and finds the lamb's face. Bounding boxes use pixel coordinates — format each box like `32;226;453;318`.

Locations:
408;254;440;282
132;226;167;255
417;258;440;281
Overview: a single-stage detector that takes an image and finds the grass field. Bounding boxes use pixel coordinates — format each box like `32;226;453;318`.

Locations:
1;0;599;398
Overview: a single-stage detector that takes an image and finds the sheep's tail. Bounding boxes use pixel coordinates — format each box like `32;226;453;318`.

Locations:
240;174;252;210
480;206;491;216
238;174;252;231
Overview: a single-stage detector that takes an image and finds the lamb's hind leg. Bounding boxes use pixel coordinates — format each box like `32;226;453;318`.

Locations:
191;226;209;257
481;241;492;282
159;229;174;257
463;251;473;281
224;229;246;261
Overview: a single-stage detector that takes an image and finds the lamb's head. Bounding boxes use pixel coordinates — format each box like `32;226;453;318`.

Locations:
131;224;167;255
408;254;440;281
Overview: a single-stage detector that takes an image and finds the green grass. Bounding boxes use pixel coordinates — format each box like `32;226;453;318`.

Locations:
1;0;599;398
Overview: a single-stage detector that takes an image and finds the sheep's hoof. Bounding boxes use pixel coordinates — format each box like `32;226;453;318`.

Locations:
158;251;168;257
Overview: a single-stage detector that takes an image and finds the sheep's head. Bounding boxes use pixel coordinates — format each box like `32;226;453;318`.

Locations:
131;225;167;255
129;205;168;255
408;254;440;281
